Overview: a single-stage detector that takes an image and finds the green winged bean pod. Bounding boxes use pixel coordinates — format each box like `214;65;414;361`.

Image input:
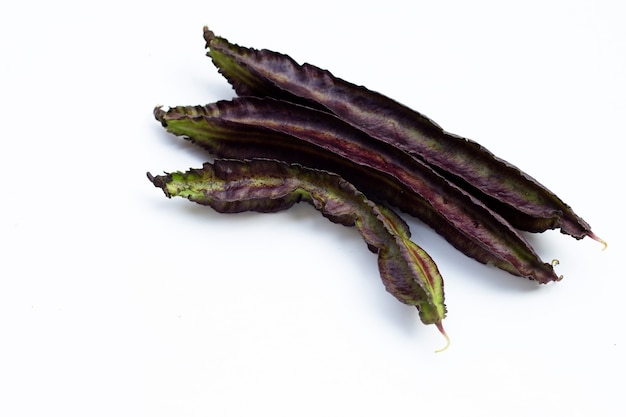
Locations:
203;27;604;247
148;159;448;348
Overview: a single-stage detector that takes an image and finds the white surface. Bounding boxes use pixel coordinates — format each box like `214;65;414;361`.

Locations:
1;1;624;416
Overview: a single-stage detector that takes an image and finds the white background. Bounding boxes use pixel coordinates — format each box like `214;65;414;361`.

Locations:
1;1;624;416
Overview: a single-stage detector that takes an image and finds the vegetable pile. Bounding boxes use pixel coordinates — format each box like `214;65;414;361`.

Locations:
148;26;605;350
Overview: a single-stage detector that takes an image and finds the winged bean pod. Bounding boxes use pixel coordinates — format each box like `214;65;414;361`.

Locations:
203;27;603;245
154;97;560;284
153;109;516;277
147;158;448;335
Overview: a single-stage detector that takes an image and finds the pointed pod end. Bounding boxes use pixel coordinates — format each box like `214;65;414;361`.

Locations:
588;232;608;251
549;259;564;282
153;105;167;123
147;172;172;197
203;26;215;46
434;321;450;353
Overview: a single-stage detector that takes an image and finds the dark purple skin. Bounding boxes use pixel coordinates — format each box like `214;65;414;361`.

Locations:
154;97;560;284
203;27;602;245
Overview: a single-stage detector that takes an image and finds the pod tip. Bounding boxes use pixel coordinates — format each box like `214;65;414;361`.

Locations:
434;321;450;353
588;232;608;251
146;172;172;197
153;105;164;121
203;26;215;45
